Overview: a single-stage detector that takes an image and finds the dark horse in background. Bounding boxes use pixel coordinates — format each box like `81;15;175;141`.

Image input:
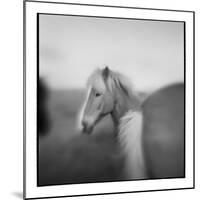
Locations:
38;78;50;135
80;67;184;179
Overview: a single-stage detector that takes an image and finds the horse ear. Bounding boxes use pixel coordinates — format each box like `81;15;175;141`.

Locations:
102;66;110;80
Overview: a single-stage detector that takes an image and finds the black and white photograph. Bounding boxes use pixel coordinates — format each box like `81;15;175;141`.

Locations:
24;1;194;199
38;13;185;185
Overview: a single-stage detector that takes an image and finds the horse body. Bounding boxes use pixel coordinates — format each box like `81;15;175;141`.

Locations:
142;83;184;178
80;67;184;180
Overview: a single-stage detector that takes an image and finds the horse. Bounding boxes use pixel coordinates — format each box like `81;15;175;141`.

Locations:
79;66;184;180
38;78;50;135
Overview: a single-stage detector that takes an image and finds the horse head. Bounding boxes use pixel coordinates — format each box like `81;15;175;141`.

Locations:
80;66;140;134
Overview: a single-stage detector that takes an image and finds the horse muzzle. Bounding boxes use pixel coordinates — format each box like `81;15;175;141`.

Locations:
81;119;94;134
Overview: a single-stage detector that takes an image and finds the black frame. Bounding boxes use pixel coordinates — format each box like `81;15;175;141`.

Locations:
23;0;195;199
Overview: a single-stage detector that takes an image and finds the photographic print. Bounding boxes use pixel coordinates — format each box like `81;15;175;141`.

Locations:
24;1;194;199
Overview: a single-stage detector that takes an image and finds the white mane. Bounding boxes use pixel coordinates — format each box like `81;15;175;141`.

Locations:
119;110;147;179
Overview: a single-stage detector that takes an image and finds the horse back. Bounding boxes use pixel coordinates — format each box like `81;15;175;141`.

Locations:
142;83;184;178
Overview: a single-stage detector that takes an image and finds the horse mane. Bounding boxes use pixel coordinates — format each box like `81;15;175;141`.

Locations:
108;71;137;99
86;68;102;86
119;110;147;179
87;67;141;105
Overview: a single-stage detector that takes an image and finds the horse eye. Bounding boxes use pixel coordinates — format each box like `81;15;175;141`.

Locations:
95;92;101;97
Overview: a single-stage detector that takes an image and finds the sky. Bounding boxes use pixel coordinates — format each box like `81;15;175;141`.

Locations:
39;14;184;92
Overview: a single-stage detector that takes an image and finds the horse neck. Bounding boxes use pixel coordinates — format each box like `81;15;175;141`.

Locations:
111;91;141;126
118;110;147;179
109;88;147;179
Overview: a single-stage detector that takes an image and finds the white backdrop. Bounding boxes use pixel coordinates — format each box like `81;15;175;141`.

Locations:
0;0;199;200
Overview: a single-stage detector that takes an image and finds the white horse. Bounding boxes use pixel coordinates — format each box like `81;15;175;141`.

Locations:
79;67;184;180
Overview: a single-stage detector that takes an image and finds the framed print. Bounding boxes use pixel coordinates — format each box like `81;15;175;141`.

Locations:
24;0;195;199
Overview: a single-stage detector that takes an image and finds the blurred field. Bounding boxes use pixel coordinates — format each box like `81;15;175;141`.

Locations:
38;89;125;186
38;84;184;186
